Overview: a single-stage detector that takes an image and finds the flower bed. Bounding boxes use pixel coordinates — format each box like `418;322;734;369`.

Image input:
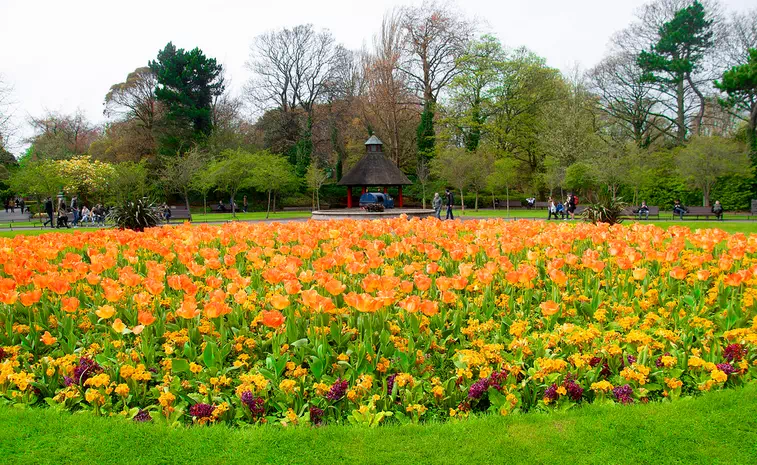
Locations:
0;219;754;426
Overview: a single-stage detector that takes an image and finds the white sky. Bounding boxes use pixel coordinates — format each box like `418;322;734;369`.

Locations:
1;0;754;154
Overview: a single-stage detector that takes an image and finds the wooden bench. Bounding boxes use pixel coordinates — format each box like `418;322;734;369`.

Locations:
620;206;660;220
494;199;524;209
679;206;722;220
166;206;191;222
533;201;550;210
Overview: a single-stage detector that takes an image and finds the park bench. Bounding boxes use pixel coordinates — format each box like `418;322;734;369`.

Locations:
494;199;524;209
679;206;722;220
166;206;191;222
620;206;660;220
533;201;550;210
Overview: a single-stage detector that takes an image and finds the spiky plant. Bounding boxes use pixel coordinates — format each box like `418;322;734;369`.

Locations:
107;199;161;231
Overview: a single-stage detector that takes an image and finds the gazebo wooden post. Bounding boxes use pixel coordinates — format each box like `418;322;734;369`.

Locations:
347;187;353;208
361;187;366;195
398;185;403;208
383;187;387;194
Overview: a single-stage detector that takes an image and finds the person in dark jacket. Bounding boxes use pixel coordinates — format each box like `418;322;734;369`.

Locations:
711;200;724;221
673;200;687;220
637;201;650;220
43;197;54;228
445;189;454;220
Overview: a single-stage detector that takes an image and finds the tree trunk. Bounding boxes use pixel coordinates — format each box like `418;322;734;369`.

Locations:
231;193;236;218
273;193;276;213
203;195;207;216
686;74;706;136
475;191;478;212
266;190;271;219
676;78;686;144
312;188;315;211
506;186;510;219
183;188;190;213
459;189;465;215
422;185;426;209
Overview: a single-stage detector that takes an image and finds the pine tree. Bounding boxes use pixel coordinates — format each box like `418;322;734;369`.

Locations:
637;1;713;144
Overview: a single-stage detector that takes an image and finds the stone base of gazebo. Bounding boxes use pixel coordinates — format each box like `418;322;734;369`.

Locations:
311;208;436;221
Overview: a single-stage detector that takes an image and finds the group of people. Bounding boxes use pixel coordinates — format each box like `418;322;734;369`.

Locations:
547;194;579;220
4;197;26;214
432;189;455;220
43;196;107;228
216;196;248;213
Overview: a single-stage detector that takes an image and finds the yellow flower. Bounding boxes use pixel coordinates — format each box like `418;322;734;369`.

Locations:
115;383;130;397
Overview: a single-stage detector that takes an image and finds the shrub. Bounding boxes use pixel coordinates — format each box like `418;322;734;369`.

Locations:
581;195;627;225
107;198;161;231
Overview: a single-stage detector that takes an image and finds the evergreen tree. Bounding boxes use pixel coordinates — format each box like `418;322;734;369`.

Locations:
637;1;713;144
149;42;225;154
715;48;757;160
416;103;435;162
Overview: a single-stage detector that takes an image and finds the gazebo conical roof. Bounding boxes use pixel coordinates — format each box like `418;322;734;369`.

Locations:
338;136;411;186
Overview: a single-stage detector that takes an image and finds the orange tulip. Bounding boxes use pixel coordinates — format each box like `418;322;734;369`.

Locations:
261;310;285;328
548;269;568;287
61;296;80;313
420;300;439;317
696;269;710;281
669;267;687;280
632;268;647;281
540;300;560;317
40;331;57;346
724;273;743;287
19;289;42;307
95;305;116;319
176;297;200;319
138;311;156;326
324;279;346;296
112;318;126;333
270;294;290;310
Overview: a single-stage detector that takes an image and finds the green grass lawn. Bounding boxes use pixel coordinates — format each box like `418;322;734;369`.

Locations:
190;211;311;222
0;384;755;464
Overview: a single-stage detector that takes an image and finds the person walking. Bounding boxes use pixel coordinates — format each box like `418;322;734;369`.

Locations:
566;193;577;220
547;196;556;220
432;192;442;219
445;189;454;220
70;195;79;227
43;197;54;228
243;196;248;213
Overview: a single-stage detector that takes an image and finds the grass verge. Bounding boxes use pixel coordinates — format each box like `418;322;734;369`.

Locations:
0;384;755;465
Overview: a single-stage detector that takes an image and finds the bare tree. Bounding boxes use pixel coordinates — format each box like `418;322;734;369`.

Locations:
398;1;475;105
588;52;665;147
416;158;430;209
246;24;345;120
27;110;100;159
0;75;15;151
362;10;421;168
159;147;208;211
104;67;159;129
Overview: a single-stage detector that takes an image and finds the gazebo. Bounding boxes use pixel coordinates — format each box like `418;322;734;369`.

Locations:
338;135;412;208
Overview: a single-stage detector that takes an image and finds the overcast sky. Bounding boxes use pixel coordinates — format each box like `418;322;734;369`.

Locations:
0;0;754;154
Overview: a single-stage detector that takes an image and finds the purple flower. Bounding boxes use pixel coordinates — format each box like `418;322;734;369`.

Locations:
716;363;735;375
189;403;216;419
241;391;265;418
309;406;324;426
468;378;490;400
488;370;507;391
72;357;102;385
326;378;348;402
544;383;559;402
589;357;602;367
724;344;747;362
612;384;634;404
626;355;637;365
386;374;397;395
63;376;75;387
0;347;6;361
133;410;152;422
564;379;584;402
655;352;671;368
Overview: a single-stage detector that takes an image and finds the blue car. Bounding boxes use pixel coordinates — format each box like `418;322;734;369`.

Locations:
359;192;394;209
